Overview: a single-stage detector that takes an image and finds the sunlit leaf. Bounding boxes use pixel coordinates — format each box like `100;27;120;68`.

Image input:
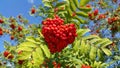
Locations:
40;44;51;58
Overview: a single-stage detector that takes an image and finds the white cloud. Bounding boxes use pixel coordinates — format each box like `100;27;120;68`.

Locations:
28;0;34;4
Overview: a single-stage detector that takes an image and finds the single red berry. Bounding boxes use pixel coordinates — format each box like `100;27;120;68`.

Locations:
94;9;99;16
0;18;4;24
72;12;76;17
10;35;14;40
52;61;57;66
111;42;115;46
108;18;113;25
31;7;36;14
18;50;22;54
18;26;22;31
81;64;91;68
18;60;24;65
0;31;3;35
86;4;91;8
54;8;58;12
19;34;23;37
8;54;14;59
3;51;10;57
96;29;100;33
18;15;22;19
57;63;61;68
10;24;16;29
0;28;2;31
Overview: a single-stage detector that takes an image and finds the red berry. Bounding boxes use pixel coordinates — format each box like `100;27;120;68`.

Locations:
108;18;113;25
18;50;22;54
54;8;58;12
3;51;10;57
81;64;91;68
18;15;22;19
94;9;99;16
0;28;2;31
8;54;14;59
0;31;3;35
18;60;24;65
98;14;106;20
18;26;22;31
10;35;14;40
72;12;76;17
96;29;100;33
57;63;61;68
10;24;16;29
31;7;36;14
88;13;94;20
86;4;91;8
0;18;4;24
19;34;23;37
52;61;57;66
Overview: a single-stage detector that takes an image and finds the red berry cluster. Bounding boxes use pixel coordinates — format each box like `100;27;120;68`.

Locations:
88;9;99;20
42;15;77;53
3;50;14;59
52;61;61;68
107;17;118;25
81;64;91;68
98;14;106;20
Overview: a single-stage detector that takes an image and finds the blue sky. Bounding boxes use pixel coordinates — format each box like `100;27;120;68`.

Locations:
0;0;43;52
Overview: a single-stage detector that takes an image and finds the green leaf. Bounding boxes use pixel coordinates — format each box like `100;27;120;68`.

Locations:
114;56;120;60
89;46;97;60
17;46;33;52
42;1;52;7
90;38;102;44
4;41;11;50
66;6;73;16
97;49;103;60
78;7;91;12
16;42;36;52
19;42;36;48
100;63;108;68
79;40;86;54
101;39;112;47
76;11;88;18
71;57;82;65
55;1;67;8
69;0;77;12
32;47;44;66
80;0;90;6
101;48;112;56
18;51;31;60
83;35;99;40
40;44;51;58
93;61;102;68
26;36;40;44
74;16;85;24
73;39;80;51
77;29;90;37
73;0;79;8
